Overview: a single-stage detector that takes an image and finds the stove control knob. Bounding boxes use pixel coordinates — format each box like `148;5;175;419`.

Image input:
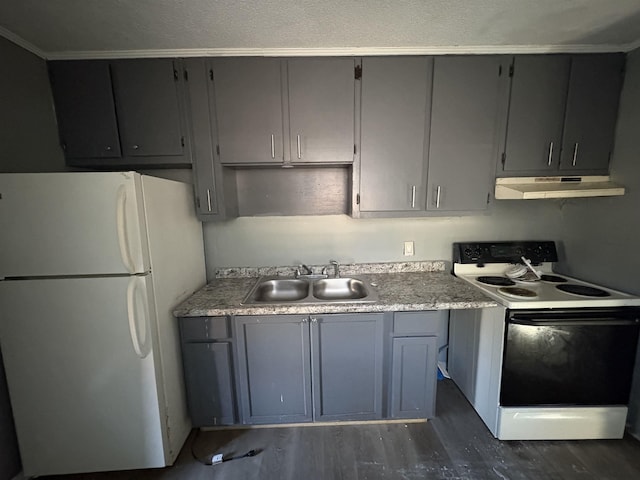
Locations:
463;248;473;259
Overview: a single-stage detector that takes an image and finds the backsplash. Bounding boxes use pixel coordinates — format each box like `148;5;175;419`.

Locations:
216;260;447;278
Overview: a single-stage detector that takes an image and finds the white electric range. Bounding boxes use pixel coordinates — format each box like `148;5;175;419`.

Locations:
448;241;640;440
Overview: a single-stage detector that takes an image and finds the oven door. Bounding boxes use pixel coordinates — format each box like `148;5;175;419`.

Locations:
500;308;640;407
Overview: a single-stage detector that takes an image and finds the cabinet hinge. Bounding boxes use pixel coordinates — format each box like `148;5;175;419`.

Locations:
355;65;362;80
196;196;201;208
498;65;502;76
216;145;220;156
61;141;67;151
487;192;491;204
509;64;514;77
356;193;360;205
173;69;179;81
183;69;188;81
501;152;506;168
209;69;214;81
353;144;357;155
181;136;185;147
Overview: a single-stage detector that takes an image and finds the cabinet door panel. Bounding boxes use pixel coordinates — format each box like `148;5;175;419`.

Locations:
311;314;383;421
390;337;437;419
112;59;186;158
360;57;432;212
560;54;624;173
182;342;236;426
235;316;312;424
288;58;355;163
427;56;507;211
48;60;121;159
212;58;284;164
502;55;570;173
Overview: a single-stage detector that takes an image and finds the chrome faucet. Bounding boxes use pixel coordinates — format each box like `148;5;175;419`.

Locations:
329;259;340;278
295;264;313;277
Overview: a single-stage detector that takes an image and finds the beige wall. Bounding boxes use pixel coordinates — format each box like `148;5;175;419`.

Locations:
203;200;566;278
557;48;640;438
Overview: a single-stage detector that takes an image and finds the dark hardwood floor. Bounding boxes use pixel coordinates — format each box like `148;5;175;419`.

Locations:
44;380;640;480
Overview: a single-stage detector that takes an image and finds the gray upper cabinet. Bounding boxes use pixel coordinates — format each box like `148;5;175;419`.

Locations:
500;53;624;176
211;58;285;164
559;54;625;173
111;59;187;158
48;58;191;167
48;61;121;159
501;55;571;174
426;56;508;211
311;313;384;421
235;315;313;424
287;58;355;164
359;57;433;212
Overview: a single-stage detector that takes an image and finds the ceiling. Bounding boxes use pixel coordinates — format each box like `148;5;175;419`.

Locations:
2;0;640;60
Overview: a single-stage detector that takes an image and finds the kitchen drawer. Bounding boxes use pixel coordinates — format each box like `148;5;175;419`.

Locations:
392;311;442;336
180;316;230;341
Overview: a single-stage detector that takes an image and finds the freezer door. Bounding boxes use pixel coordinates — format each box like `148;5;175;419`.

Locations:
0;172;149;278
0;276;166;476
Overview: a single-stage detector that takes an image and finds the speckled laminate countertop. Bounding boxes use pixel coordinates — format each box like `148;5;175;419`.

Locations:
173;261;497;317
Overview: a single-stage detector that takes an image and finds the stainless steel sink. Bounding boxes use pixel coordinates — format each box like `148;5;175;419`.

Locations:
312;278;368;300
242;276;378;305
249;278;310;302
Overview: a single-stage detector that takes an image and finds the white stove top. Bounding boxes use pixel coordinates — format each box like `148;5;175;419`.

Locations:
454;263;640;309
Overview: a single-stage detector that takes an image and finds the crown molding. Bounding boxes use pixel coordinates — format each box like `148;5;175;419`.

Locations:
0;26;46;58
45;43;630;60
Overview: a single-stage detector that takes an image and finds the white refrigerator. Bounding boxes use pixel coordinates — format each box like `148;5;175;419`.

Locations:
0;172;206;477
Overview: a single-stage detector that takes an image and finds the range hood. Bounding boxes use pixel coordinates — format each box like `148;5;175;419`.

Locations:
495;176;625;200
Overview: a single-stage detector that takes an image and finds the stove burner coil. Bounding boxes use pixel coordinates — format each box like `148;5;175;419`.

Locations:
540;274;567;283
477;276;516;286
498;287;539;298
556;284;611;297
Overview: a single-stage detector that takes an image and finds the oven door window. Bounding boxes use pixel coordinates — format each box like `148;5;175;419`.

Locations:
500;311;640;407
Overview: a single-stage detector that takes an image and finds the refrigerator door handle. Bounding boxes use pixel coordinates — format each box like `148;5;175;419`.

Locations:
126;277;151;359
116;185;136;274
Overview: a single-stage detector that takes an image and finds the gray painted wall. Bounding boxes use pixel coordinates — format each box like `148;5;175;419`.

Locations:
0;36;65;173
0;35;67;480
557;48;640;437
203;200;566;278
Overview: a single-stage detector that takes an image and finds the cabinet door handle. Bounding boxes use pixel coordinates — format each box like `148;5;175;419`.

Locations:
206;189;212;212
436;185;441;209
310;317;317;323
301;317;308;324
411;185;416;208
297;134;302;159
547;142;554;166
270;134;275;159
572;143;579;166
133;144;140;150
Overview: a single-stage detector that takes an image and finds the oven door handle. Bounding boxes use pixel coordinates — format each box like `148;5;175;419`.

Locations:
509;317;640;327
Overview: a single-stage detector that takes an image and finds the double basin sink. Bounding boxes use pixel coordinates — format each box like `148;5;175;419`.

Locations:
242;275;379;305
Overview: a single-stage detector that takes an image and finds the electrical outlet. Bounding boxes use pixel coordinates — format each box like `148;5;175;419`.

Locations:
403;241;415;256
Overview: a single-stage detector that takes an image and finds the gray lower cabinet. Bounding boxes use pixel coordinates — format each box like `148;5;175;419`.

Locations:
426;56;509;211
311;313;384;421
359;56;433;212
48;58;191;167
179;317;237;426
389;311;442;419
235;313;384;424
235;315;313;424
